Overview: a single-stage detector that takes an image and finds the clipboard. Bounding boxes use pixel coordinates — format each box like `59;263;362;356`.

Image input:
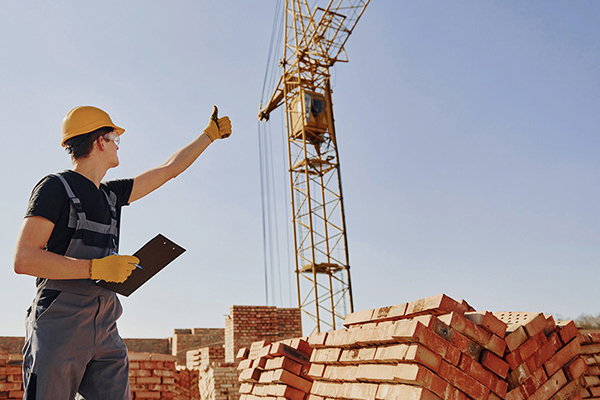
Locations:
97;234;186;296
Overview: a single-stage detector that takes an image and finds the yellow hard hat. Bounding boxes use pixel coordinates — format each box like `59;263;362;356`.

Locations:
61;106;125;147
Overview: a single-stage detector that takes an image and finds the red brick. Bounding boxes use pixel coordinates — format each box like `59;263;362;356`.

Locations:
563;356;586;381
508;361;533;389
438;359;490;400
549;380;583;400
136;377;162;385
528;369;567;400
310;348;342;364
344;382;379;400
310;380;341;398
306;363;325;379
324;329;354;348
269;343;310;363
340;347;377;364
506;330;547;369
505;326;529;352
393;363;449;399
133;391;161;399
521;313;550;338
343;309;375;327
307;331;328;348
428;316;482;360
556;321;579;345
239;367;262;382
537;333;563;367
0;383;21;391
481;349;510;378
373;343;409;363
356;364;398;382
405;294;468;318
237;358;253;370
265;383;307;400
271;369;312;392
237;347;249;359
544;339;580;377
404;343;442;373
460;351;507;396
323;365;357;381
376;383;442;400
354;321;397;347
438;312;492;345
265;356;304;375
465;311;508;338
392;320;461;366
371;303;408;323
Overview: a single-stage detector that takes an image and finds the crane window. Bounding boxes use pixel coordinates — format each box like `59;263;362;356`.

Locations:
305;93;326;123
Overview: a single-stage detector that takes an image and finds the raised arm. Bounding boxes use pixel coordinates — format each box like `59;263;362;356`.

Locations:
129;106;232;203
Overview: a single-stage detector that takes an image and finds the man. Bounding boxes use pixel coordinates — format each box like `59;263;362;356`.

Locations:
13;105;232;400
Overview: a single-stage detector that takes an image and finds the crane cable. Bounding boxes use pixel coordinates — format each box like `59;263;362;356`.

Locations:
258;1;293;307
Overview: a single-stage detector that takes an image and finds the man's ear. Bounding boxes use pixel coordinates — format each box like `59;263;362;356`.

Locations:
96;136;106;151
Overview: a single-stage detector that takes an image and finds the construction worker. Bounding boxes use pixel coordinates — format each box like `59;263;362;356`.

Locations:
13;105;232;400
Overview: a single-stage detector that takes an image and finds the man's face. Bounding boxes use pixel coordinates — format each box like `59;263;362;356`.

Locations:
103;131;120;168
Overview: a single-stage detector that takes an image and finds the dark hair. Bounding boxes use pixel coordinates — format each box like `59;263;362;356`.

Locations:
64;126;113;159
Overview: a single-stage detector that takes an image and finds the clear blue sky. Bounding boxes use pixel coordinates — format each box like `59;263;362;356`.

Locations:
1;1;598;338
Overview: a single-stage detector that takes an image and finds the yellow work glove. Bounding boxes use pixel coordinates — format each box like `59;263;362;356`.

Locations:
90;254;139;283
203;105;232;142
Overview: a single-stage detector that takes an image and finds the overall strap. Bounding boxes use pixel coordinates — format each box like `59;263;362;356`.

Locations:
53;173;86;227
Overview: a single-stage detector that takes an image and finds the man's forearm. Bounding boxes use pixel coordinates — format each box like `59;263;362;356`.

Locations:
162;132;213;178
14;246;91;280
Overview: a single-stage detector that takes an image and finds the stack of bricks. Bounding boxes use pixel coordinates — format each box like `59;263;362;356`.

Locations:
307;293;510;400
0;353;22;400
494;312;586;400
226;306;303;363
174;368;200;400
187;346;227;370
199;364;242;400
186;345;240;400
237;338;313;400
236;294;594;400
128;352;179;399
576;330;600;398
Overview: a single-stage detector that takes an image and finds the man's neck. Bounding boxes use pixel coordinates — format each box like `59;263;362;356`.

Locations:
72;160;108;189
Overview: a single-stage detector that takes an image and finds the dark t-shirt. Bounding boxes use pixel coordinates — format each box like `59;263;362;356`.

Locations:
25;170;134;255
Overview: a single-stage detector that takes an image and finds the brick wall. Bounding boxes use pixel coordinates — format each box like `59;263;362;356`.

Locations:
124;338;171;355
225;306;302;363
0;338;22;355
172;328;224;367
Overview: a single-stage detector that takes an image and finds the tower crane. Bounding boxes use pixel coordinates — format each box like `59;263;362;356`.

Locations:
258;0;370;333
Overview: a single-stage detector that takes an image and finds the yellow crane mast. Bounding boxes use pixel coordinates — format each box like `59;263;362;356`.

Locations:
259;0;370;333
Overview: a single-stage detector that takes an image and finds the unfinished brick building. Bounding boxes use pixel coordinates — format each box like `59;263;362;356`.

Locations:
0;305;302;400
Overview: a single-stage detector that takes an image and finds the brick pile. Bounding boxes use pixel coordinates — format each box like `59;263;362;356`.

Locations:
236;294;592;400
129;352;179;399
187;346;226;370
308;293;508;400
578;330;600;398
186;345;240;400
237;338;313;400
199;364;241;400
174;368;200;400
493;312;586;400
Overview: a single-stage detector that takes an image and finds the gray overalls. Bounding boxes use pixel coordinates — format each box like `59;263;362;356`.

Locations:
22;174;131;400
